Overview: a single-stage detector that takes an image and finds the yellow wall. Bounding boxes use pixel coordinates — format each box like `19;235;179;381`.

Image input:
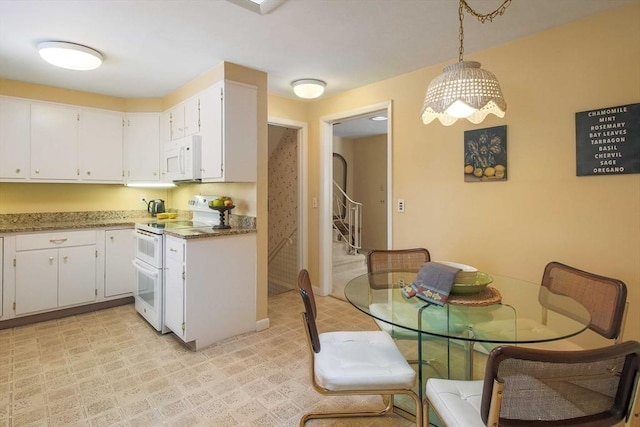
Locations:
269;3;640;345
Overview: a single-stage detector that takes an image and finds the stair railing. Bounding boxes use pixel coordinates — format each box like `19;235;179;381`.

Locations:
333;180;362;255
268;228;297;264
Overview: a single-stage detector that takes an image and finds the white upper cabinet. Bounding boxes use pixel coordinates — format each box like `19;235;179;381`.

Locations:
200;80;257;182
168;95;200;142
79;109;124;182
30;102;79;180
0;96;30;179
124;113;161;182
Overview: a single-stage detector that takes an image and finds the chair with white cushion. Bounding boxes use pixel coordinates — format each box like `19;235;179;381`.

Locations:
297;269;422;426
425;340;640;427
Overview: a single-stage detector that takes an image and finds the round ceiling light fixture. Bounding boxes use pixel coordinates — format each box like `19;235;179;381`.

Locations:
37;41;103;71
291;79;326;99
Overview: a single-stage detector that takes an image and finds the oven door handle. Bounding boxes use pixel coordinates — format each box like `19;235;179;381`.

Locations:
132;259;160;278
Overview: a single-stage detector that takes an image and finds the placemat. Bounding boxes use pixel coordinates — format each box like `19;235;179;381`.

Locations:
448;286;501;306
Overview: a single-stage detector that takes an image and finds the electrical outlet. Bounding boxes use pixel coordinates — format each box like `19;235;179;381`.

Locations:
397;199;405;213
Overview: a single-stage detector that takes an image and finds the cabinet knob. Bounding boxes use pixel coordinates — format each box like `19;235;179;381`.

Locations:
63;256;68;262
16;168;21;173
153;172;157;176
110;236;114;240
35;169;40;174
49;257;54;263
86;171;91;176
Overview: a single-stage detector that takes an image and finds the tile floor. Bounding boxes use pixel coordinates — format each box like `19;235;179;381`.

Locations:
1;291;424;427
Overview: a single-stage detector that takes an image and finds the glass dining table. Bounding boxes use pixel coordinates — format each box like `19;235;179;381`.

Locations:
344;270;591;404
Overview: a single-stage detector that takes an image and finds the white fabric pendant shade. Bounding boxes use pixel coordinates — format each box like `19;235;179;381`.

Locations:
421;61;507;126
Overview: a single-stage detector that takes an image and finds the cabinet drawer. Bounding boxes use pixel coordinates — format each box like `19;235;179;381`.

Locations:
165;237;184;263
16;230;97;251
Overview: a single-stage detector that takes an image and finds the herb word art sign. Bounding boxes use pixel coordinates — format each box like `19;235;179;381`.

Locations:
575;103;639;176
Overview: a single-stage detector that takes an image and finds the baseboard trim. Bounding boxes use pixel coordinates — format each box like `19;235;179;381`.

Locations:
0;297;134;330
256;317;270;331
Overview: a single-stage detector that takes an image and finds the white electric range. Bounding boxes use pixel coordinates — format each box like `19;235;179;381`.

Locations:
133;195;220;331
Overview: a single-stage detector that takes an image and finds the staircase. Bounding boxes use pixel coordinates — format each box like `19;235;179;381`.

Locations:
331;229;368;300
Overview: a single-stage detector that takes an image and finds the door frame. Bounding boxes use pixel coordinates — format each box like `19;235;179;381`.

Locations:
318;101;393;296
267;116;309;279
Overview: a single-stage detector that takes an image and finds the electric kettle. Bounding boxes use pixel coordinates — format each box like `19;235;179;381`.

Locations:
147;199;165;217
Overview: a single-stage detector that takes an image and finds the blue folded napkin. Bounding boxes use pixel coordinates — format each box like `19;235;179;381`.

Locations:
412;262;460;305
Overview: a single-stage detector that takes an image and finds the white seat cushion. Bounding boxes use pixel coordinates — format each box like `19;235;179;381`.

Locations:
426;378;485;427
315;330;416;391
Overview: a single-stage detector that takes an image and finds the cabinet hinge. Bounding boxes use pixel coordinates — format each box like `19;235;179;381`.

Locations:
13;302;16;311
77;114;80;121
77;168;80;176
122;118;125;127
13;258;16;267
95;250;98;258
182;271;185;280
95;289;98;296
181;322;185;331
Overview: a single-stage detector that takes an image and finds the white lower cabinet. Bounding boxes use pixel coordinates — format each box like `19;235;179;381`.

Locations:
164;237;185;336
14;230;97;315
164;233;256;350
104;229;135;297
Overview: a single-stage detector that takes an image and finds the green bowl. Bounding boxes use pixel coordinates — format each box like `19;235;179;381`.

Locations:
451;272;493;295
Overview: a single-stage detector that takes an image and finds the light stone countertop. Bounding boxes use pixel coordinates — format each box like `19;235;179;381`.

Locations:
0;210;256;237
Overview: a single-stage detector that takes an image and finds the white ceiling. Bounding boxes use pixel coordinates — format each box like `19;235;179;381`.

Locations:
0;0;633;101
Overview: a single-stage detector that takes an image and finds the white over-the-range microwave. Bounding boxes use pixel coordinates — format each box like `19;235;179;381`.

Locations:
163;135;202;182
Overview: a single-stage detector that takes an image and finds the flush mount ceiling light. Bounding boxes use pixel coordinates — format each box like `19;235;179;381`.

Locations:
226;0;287;15
37;41;103;71
292;79;326;99
421;0;511;126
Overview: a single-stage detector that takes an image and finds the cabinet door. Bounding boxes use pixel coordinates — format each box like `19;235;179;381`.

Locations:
169;105;185;141
221;81;257;182
58;245;96;307
30;102;79;180
105;229;135;297
79;109;124;182
184;96;200;137
164;237;185;338
199;84;223;180
0;97;30;179
200;81;257;182
124;113;161;182
15;249;58;315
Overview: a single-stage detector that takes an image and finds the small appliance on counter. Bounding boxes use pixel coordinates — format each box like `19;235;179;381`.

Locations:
144;199;165;217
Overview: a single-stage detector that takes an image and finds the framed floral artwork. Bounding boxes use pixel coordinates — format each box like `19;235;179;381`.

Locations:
464;125;507;182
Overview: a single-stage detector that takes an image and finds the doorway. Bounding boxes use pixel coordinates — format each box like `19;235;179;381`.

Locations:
319;101;393;296
267;119;308;295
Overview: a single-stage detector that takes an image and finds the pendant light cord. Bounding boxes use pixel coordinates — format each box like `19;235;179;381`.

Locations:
458;0;513;62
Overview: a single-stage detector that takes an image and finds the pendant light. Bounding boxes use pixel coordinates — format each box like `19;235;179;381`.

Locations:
421;0;512;126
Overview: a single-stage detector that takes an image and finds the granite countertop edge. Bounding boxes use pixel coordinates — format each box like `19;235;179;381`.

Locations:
164;227;257;240
0;218;148;235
